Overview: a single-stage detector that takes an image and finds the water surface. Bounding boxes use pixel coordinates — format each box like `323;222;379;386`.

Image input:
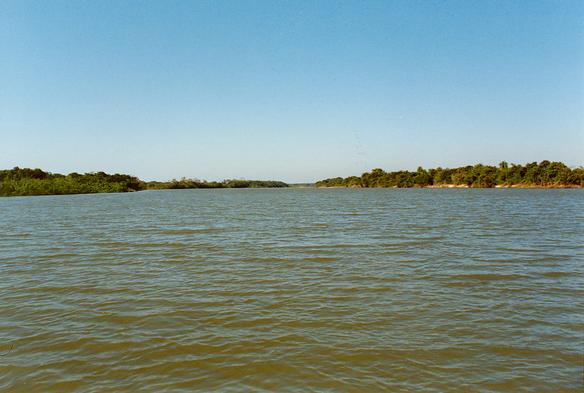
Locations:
1;189;583;392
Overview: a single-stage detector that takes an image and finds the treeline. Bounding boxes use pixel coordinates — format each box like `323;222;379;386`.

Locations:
144;178;288;189
316;161;584;188
0;167;288;196
0;167;142;196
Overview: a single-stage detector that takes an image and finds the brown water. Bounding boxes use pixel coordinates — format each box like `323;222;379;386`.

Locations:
1;189;583;392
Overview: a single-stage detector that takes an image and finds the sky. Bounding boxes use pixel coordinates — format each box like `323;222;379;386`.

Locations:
1;1;583;182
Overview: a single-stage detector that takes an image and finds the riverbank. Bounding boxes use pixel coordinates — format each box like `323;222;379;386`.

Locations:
317;184;582;189
426;184;581;189
0;167;289;197
316;161;584;189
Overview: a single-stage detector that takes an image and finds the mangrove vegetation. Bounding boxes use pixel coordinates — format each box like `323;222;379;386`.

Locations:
144;178;288;190
0;168;143;196
0;168;288;197
316;161;584;188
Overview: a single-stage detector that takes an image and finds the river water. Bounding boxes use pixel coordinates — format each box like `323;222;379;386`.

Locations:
1;189;582;392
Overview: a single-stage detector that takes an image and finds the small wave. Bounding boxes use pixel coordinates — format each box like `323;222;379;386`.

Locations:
301;257;337;262
91;240;190;249
379;237;445;247
160;228;224;235
224;317;278;328
453;273;527;281
288;244;372;249
541;271;574;278
37;253;79;259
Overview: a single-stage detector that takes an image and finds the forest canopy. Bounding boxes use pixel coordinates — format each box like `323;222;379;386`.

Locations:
0;168;143;196
316;161;584;188
0;168;288;197
144;178;288;190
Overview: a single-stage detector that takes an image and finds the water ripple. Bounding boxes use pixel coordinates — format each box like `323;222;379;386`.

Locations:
0;189;582;392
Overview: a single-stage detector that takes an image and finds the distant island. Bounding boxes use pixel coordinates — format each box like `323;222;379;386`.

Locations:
2;161;582;197
0;167;288;197
316;161;584;188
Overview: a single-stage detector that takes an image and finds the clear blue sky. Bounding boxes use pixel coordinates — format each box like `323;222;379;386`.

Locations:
1;1;583;182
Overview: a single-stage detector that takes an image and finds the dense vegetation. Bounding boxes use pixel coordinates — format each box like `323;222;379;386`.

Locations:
0;167;143;196
316;161;584;188
144;178;288;189
0;167;288;196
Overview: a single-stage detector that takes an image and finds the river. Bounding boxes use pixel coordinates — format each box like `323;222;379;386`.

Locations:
1;188;582;392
